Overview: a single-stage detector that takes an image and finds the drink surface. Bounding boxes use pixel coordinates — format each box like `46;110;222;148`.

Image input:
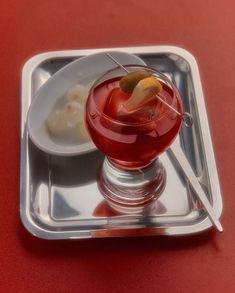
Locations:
86;77;182;169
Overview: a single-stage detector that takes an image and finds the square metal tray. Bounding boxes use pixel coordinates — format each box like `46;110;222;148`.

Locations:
20;46;223;239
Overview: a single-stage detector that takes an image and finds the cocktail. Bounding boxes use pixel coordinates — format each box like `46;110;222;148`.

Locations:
86;63;183;212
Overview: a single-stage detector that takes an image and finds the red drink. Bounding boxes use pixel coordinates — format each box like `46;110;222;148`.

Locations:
86;76;182;169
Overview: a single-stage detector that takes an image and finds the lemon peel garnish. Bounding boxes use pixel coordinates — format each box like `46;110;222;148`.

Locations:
123;76;162;111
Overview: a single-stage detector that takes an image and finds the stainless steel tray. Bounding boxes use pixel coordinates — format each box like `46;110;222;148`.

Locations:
20;46;223;239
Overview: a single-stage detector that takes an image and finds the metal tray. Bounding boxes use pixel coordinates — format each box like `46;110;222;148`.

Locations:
20;46;223;239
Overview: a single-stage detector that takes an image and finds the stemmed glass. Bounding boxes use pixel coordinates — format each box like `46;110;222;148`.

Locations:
86;65;183;212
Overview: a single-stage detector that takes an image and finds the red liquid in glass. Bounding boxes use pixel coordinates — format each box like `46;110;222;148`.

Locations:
86;77;182;169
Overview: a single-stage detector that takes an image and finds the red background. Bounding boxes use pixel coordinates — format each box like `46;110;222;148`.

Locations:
0;0;234;292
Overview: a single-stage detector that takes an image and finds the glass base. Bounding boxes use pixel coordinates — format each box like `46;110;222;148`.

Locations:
97;158;166;213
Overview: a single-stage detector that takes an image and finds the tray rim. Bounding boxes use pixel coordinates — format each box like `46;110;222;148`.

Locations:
20;45;223;239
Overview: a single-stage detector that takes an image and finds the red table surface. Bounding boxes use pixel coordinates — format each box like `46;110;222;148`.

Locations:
0;0;234;292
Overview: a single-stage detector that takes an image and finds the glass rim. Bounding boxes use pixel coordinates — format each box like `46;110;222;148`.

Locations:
88;64;181;126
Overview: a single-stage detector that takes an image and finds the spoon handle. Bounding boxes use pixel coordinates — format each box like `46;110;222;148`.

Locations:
168;142;223;232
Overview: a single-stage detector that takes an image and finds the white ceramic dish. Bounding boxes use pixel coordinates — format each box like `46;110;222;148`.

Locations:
27;51;146;156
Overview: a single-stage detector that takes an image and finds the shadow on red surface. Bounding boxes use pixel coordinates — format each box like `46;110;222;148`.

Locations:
18;220;220;259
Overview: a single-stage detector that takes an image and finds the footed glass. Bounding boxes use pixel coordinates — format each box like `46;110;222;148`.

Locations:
86;65;183;212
